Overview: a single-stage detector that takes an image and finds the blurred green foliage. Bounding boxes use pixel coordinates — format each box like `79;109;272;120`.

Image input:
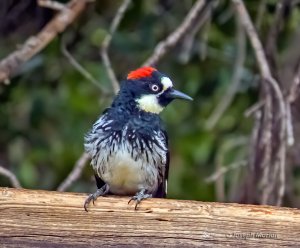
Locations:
0;0;299;205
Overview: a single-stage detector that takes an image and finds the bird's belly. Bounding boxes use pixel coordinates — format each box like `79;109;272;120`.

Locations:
100;150;158;195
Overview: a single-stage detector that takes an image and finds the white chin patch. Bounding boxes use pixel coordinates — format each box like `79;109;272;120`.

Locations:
136;95;163;114
161;77;173;91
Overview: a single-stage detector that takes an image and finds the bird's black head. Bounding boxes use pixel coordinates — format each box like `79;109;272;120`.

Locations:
116;67;193;114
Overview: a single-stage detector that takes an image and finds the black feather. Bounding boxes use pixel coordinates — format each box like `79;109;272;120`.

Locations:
95;173;105;189
154;130;169;198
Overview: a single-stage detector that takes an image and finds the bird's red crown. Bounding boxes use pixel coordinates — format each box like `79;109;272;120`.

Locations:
127;67;156;80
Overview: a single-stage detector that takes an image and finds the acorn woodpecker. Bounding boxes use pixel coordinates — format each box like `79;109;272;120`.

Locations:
84;67;192;211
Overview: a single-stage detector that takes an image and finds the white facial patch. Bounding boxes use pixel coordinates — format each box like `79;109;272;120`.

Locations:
136;95;164;114
161;77;173;91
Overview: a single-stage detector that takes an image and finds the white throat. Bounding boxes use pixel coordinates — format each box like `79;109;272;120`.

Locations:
136;95;163;114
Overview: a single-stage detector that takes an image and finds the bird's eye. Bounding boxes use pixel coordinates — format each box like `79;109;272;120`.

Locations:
151;84;159;92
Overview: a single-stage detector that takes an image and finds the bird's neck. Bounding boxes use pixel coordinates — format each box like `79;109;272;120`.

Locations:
109;89;164;133
111;88;140;114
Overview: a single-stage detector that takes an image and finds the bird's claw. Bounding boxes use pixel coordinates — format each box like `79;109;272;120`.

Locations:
128;190;152;210
84;184;109;212
84;194;96;212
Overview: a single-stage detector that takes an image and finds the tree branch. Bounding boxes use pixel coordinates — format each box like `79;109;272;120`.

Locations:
232;1;271;78
61;39;109;94
101;0;132;94
255;0;267;30
0;165;21;188
57;152;90;192
232;0;287;206
0;0;89;84
265;0;290;81
38;0;66;11
206;11;245;129
205;160;247;184
143;0;209;66
288;60;300;103
178;2;213;63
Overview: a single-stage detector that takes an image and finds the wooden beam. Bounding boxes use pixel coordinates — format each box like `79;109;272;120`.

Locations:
0;187;299;247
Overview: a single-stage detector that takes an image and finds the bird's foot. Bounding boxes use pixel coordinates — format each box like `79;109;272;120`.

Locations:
128;189;152;210
84;184;109;212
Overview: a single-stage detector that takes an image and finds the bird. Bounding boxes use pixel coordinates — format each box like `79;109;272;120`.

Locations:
84;67;192;211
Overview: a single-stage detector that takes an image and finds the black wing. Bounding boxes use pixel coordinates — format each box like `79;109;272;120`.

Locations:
154;130;169;198
95;173;105;189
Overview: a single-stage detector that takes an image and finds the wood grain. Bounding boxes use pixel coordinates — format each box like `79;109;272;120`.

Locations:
0;187;299;247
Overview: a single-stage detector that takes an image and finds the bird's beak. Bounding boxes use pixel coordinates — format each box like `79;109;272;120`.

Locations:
167;89;193;101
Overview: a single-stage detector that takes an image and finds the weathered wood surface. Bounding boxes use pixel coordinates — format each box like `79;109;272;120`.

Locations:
0;187;300;247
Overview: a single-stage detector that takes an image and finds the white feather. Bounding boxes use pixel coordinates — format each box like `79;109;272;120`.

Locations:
136;95;163;114
161;77;173;91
